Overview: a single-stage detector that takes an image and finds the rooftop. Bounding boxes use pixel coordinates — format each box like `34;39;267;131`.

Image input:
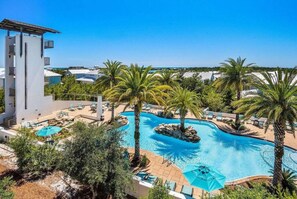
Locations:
0;19;60;35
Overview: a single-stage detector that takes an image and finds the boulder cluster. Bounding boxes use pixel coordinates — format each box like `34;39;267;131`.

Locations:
116;116;128;126
154;124;200;143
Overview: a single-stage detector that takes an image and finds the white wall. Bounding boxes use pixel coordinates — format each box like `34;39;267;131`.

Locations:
14;35;47;123
0;128;16;142
126;177;188;199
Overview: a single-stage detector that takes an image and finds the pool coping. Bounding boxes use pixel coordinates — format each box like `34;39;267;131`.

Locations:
120;111;296;185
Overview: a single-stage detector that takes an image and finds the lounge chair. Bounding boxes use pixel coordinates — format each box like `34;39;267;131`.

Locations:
207;112;213;120
69;104;75;111
144;174;158;185
136;171;148;180
165;180;176;191
181;185;193;198
216;113;223;121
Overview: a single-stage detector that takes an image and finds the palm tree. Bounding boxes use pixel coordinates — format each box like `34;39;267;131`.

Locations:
235;69;297;187
281;168;297;193
167;87;202;132
157;69;178;87
96;60;125;122
214;57;255;128
105;64;168;162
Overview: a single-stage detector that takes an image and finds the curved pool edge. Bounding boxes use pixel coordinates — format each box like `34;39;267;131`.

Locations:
119;111;297;182
119;111;297;151
127;146;272;184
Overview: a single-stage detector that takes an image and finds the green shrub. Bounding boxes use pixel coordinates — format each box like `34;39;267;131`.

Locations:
0;176;14;199
140;155;148;167
145;180;173;199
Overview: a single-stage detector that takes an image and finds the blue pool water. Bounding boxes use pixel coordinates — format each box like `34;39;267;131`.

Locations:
119;112;297;182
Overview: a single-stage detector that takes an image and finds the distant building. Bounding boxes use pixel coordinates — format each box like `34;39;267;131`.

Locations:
0;68;61;88
44;69;62;85
67;69;102;84
183;71;221;81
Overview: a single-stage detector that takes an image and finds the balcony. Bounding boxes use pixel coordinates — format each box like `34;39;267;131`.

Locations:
9;45;15;55
44;40;54;49
9;67;15;76
44;57;50;66
9;88;15;97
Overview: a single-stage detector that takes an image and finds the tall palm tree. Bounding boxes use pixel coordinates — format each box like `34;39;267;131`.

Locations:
97;60;125;122
157;69;178;87
105;64;168;162
167;87;202;132
235;69;297;187
214;57;255;128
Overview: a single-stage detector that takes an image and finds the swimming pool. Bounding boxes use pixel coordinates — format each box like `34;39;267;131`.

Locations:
119;112;297;182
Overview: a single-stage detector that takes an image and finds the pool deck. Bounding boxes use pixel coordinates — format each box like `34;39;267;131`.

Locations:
128;148;213;198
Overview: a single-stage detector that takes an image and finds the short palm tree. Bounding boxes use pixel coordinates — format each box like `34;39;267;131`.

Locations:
235;69;297;187
105;64;169;162
167;87;202;132
157;69;178;87
214;57;255;128
281;168;297;193
97;60;125;122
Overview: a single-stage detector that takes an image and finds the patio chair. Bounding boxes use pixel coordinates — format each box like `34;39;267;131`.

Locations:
216;113;223;121
123;150;129;159
164;180;176;191
181;185;193;198
77;103;84;110
90;103;97;111
69;104;75;111
207;112;214;120
175;109;180;115
258;121;264;129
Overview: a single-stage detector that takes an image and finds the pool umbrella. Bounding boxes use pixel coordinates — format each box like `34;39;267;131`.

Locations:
183;163;226;196
36;126;62;137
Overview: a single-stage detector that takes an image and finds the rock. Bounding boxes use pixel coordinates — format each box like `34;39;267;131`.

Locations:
115;116;128;126
154;124;201;143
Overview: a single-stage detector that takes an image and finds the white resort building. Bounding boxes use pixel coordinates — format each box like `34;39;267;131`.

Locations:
0;19;103;127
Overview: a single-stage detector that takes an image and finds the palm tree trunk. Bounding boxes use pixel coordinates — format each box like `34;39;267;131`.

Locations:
180;115;185;132
133;104;141;162
235;90;241;128
111;102;115;122
272;122;285;187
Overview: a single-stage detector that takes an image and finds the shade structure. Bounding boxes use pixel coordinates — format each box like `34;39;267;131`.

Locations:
183;163;226;192
36;126;62;137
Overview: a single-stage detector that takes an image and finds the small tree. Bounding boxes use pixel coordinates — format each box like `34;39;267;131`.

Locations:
9;129;61;178
61;122;132;199
146;180;172;199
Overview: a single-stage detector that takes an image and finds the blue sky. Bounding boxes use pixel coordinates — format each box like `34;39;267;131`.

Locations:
0;0;297;67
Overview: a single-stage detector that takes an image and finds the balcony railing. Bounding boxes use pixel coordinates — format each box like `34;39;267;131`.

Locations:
44;40;54;49
44;57;50;66
9;67;15;76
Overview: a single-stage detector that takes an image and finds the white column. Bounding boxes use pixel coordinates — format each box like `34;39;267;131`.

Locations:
97;95;102;119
